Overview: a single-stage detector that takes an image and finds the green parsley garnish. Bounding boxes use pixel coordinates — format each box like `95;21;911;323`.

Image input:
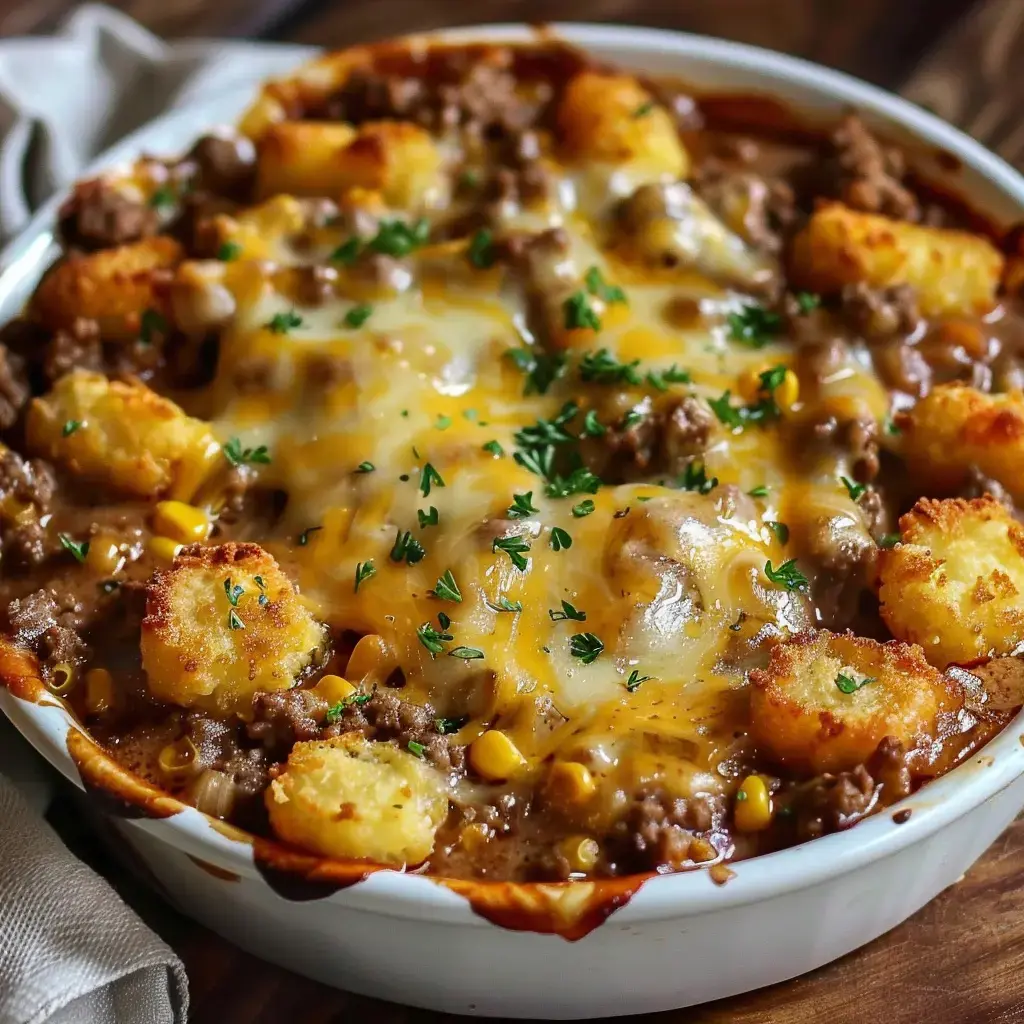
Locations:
748;485;770;498
564;291;602;332
354;560;376;593
217;241;242;262
435;715;470;734
550;527;572;551
148;185;176;209
493;535;531;571
622;409;645;430
505;347;567;396
355;461;375;473
223;578;244;606
514;446;554;478
325;686;376;724
707;385;781;431
420;463;445;497
727;304;781;347
569;632;604;665
434;414;452;431
391;529;426;566
254;574;268;606
885;418;902;436
486;596;523;613
878;533;900;549
266;309;303;334
139;308;166;345
407;740;427;758
417;620;453;657
330;237;361;264
344;304;373;328
227;609;245;630
369;218;429;257
508;492;540;519
549;600;586;622
297;526;322;546
482;440;504;457
794;291;821;315
546;466;601;499
579;348;641;385
736;790;748;802
468;228;495;269
841;476;868;501
764;558;809;591
62;419;82;437
223;437;271;466
432;569;463;603
59;533;89;563
581;409;606;437
632;100;654;118
679;460;718;495
646;364;691;391
418;506;439;528
767;521;790;544
449;646;485;660
625;669;652;692
584;266;627;305
572;499;595;517
835;672;875;695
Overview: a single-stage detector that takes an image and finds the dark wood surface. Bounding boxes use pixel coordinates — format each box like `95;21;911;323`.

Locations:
10;1;1024;1021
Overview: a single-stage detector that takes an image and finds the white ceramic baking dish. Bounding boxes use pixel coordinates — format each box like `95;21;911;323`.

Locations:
3;23;1024;1019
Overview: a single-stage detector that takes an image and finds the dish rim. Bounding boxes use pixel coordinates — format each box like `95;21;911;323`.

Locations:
2;20;1024;929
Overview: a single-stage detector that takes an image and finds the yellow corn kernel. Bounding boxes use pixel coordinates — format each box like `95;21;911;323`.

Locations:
84;667;114;715
314;674;356;704
46;661;76;696
86;535;123;575
737;365;768;404
738;365;799;411
168;440;221;503
460;822;492;853
345;633;395;682
149;536;183;564
545;761;597;804
469;730;527;781
734;774;773;832
152;500;210;544
558;835;600;873
775;370;800;411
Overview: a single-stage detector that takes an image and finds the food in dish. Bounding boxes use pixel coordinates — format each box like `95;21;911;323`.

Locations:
1;38;1021;883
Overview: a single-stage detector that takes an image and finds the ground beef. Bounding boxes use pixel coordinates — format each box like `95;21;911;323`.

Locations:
961;465;1014;508
0;448;55;512
0;344;29;429
294;265;339;307
696;163;796;254
873;339;932;398
247;689;328;756
6;587;90;670
58;181;158;251
231;356;276;394
794;335;849;385
810;414;881;483
174;192;237;257
830;115;920;221
186;713;270;798
327;689;466;774
43;317;103;384
186;134;256;199
660;396;714;472
841;282;922;340
792;764;878;841
611;789;721;873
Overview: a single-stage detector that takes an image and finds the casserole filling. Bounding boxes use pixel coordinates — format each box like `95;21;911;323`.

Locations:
2;39;1022;881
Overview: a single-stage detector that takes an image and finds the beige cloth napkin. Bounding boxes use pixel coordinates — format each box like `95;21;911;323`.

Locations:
0;6;313;1023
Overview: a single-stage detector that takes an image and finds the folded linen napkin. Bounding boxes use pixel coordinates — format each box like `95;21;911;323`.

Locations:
0;6;313;1022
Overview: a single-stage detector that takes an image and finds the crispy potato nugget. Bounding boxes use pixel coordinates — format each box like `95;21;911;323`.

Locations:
27;370;217;499
749;630;958;773
790;202;1002;317
557;71;689;179
897;384;1024;500
265;734;448;865
256;119;444;208
32;236;182;337
879;497;1024;666
141;543;325;714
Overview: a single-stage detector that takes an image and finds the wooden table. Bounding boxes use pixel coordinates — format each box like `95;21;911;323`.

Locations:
12;1;1024;1020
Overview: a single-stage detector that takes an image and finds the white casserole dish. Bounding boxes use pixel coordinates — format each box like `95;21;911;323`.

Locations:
3;23;1024;1019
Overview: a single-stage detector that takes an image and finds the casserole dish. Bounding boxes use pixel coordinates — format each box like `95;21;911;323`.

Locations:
2;22;1024;1018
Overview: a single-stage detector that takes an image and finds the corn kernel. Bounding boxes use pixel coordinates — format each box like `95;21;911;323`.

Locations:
345;633;395;682
86;535;123;575
314;674;356;704
738;365;799;411
84;667;114;715
152;500;210;543
775;370;800;411
469;730;527;781
149;536;183;564
558;835;600;873
734;774;773;832
545;761;597;804
737;365;768;404
460;822;491;853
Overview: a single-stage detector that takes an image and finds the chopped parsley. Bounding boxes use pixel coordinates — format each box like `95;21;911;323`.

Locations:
622;409;645;430
493;535;531;571
449;646;485;660
266;309;303;334
355;461;375;473
748;485;770;498
297;526;323;546
508;492;540;519
563;291;602;332
550;527;572;551
432;569;463;603
505;347;567;396
227;609;245;630
581;409;606;437
369;218;430;257
549;600;586;622
794;291;821;315
223;437;271;467
468;228;496;269
625;669;652;692
584;266;627;305
572;499;595;517
707;384;781;431
885;418;902;436
679;460;718;495
727;304;781;347
325;686;375;724
344;304;373;328
878;533;900;549
841;476;868;501
432;415;452;431
223;578;244;606
435;715;470;734
148;184;176;209
419;463;445;497
482;440;505;457
354;560;376;593
764;558;809;591
545;466;601;499
418;506;439;528
767;521;790;544
579;348;641;385
217;241;242;262
254;575;269;606
139;308;166;345
632;100;654;118
390;529;426;566
330;237;361;264
62;419;82;437
514;446;555;478
417;620;453;657
59;533;89;563
513;402;578;450
646;364;691;391
569;632;604;665
407;740;427;758
486;596;523;613
836;672;875;695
